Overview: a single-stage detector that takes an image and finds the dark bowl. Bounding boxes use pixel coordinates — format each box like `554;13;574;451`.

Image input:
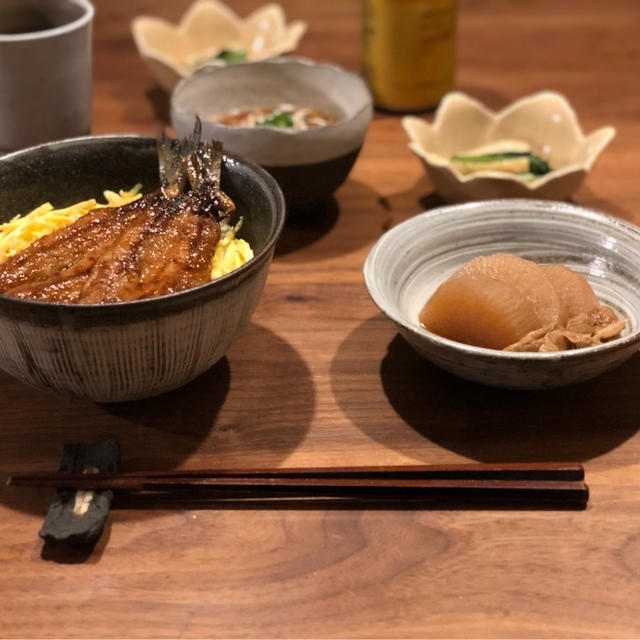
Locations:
171;58;373;214
0;135;285;401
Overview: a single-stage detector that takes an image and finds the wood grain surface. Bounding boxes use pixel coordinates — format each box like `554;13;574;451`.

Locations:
2;0;640;637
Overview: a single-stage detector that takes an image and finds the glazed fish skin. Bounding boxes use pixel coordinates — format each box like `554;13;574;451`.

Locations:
77;195;221;303
2;190;224;304
0;127;236;304
0;194;160;293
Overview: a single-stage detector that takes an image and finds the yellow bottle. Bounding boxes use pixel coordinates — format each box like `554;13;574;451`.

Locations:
362;0;457;112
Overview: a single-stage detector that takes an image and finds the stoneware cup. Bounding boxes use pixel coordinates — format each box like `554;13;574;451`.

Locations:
0;0;93;153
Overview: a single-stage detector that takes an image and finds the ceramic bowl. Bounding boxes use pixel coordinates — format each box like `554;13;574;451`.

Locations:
171;57;373;212
0;135;285;402
402;92;616;203
132;0;306;92
364;199;640;389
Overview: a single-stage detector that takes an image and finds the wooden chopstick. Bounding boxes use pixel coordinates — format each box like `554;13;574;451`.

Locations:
6;463;588;506
98;479;591;505
7;461;585;487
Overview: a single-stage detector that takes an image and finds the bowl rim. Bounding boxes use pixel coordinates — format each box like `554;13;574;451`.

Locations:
0;133;286;313
0;0;94;43
364;198;640;361
171;56;373;139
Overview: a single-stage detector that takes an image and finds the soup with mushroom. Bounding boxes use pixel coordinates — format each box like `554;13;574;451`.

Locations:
213;103;339;131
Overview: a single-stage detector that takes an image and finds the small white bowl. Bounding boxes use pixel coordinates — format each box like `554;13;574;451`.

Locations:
132;0;307;91
364;200;640;389
402;92;616;203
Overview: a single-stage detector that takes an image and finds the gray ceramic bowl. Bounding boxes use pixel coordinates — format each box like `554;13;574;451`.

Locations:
364;199;640;389
0;135;285;402
170;57;373;212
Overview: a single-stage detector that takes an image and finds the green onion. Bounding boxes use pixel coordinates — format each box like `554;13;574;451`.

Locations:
257;111;294;128
214;47;247;63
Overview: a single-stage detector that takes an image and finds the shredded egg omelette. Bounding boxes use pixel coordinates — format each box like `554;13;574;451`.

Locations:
0;185;254;280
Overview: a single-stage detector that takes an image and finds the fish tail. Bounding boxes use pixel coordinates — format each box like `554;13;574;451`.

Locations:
182;117;223;191
157;132;187;198
158;117;235;219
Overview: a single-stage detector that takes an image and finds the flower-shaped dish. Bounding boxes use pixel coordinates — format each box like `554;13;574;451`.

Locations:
132;0;307;91
402;92;615;203
364;199;640;389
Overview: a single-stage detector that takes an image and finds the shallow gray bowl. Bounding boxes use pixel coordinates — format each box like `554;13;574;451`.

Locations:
171;57;372;213
364;199;640;389
0;135;285;402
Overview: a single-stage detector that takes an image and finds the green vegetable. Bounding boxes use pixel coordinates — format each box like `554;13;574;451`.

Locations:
257;111;294;128
451;151;551;176
214;47;247;63
527;154;551;175
192;47;247;70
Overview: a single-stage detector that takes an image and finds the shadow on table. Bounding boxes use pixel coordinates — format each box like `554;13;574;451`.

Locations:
380;334;640;462
0;322;314;516
331;315;640;464
404;167;635;226
274;179;393;262
274;173;449;263
379;175;445;221
275;197;340;257
145;87;171;125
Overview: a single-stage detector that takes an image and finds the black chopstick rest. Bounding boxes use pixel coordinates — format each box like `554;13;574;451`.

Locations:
39;439;120;546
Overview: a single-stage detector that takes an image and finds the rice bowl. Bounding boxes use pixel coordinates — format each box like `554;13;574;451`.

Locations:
0;135;285;401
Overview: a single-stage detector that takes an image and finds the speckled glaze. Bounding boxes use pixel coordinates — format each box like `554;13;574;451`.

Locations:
364;199;640;389
0;135;285;401
171;57;372;212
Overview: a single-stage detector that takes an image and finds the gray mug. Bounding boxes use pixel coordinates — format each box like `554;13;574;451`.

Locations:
0;0;93;153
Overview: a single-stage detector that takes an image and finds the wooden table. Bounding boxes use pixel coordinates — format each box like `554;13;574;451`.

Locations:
2;0;640;637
